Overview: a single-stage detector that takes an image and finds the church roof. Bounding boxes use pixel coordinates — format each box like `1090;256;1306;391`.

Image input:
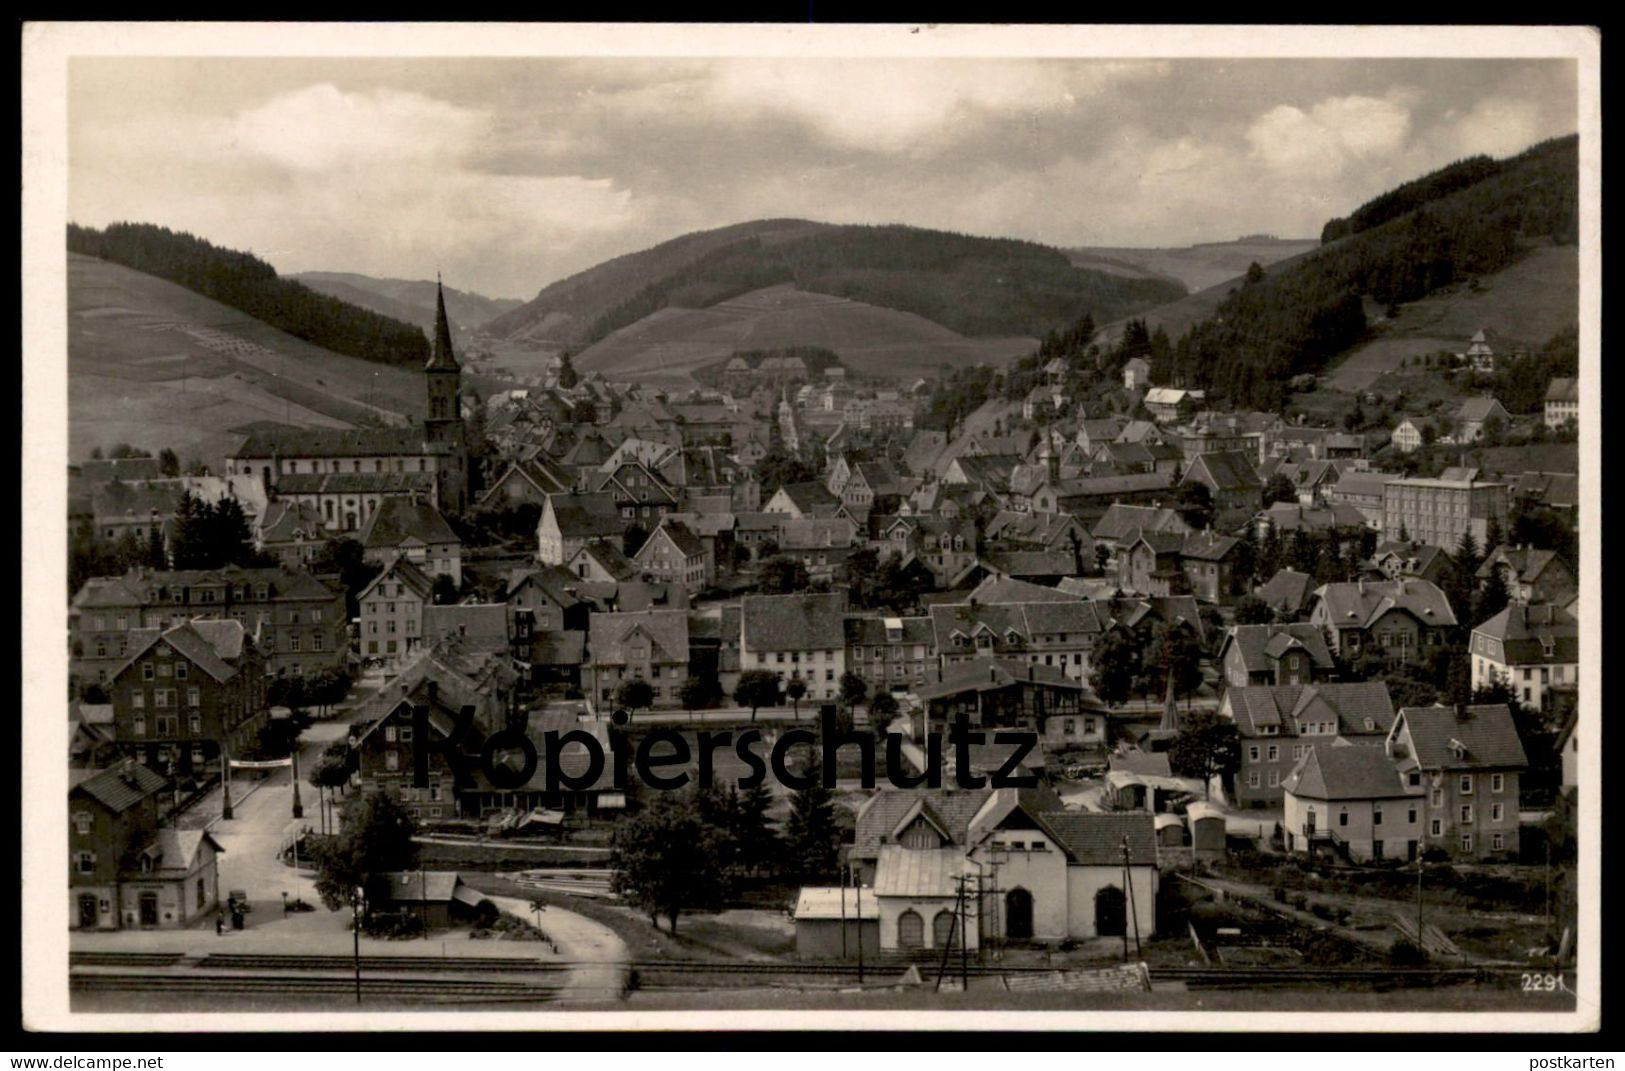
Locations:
426;279;460;372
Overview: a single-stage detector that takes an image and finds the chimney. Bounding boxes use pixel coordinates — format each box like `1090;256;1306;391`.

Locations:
990;664;998;683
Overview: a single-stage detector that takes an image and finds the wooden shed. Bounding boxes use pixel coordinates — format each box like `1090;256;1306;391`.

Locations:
793;886;880;960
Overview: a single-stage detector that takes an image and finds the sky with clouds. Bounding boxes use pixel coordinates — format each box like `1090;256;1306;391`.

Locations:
68;54;1577;301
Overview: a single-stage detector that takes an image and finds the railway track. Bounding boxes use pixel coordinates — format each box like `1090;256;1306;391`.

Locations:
69;971;565;1004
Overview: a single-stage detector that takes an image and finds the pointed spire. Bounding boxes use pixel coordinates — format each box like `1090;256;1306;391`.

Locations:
426;276;459;372
1159;671;1181;735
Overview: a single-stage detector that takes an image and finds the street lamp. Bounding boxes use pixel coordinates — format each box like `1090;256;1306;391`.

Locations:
291;744;304;819
352;886;365;1005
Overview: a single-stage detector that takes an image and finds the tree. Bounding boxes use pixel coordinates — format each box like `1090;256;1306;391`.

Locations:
431;573;460;606
144;527;168;569
609;791;724;934
758;556;810;595
1088;628;1141;708
1175;481;1214;530
783;753;842;883
1233;594;1276;625
733;669;781;723
734;780;779;873
616;679;655;715
1167;709;1241;799
556;351;579;389
678;675;717;718
867;689;899;731
622;524;648;559
844;545;880;608
157;448;180;477
1147;623;1204;704
839;672;870;712
1474;567;1511;626
1263;474;1298;506
785;677;808;720
309;788;420;916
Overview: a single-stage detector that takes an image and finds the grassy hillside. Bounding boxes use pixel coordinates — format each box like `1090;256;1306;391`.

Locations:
68;253;424;467
488;219;1185;354
1323;243;1578;392
290;271;521;337
1093;244;1323;349
67;222;432;370
1152;135;1578;410
573;284;1034;388
1068;237;1319;294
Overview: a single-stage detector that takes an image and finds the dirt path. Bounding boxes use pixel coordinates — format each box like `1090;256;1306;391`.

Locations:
482;893;629;1002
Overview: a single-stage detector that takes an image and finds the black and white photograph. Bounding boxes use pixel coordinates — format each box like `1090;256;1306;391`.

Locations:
20;22;1600;1037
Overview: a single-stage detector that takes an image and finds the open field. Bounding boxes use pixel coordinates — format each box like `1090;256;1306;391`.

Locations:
1069;238;1319;294
574;284;1035;388
1324;243;1579;393
67;253;424;468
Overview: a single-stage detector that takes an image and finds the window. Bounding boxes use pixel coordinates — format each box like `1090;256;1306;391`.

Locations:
175;663;187;680
1409;771;1421;786
157;662;171;678
290;634;300;652
1460;834;1473;853
384;726;397;743
1459;775;1473;795
1490;803;1503;822
1267;770;1280;788
187;687;200;707
1430;788;1442;807
154;689;173;708
400;727;413;743
1267;745;1278;762
73;812;91;835
133;715;145;737
1247;771;1260;788
77;851;96;874
1491;773;1504;793
1248;745;1260;762
1431;819;1442;836
1492;833;1504;852
143;663;155;681
1338;809;1349;827
313;633;324;651
198;880;207;909
1408;808;1417;823
1460;805;1473;823
189;713;202;734
131;692;144;710
385;751;399;771
1373;806;1383;826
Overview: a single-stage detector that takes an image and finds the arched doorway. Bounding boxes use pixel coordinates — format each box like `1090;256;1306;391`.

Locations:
897;909;924;949
932;909;957;948
1005;887;1034;940
1095;885;1126;937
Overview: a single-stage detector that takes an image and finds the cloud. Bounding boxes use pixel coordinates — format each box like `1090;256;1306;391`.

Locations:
1441;96;1545;159
1246;94;1413;181
231;83;487;172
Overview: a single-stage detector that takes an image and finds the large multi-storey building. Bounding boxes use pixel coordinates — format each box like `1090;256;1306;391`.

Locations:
740;593;848;703
1386;704;1527;860
71;565;347;689
226;282;469;519
1381;469;1509;551
1470;602;1579;711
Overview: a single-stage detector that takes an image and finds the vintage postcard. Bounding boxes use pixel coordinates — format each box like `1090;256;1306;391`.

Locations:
20;22;1600;1036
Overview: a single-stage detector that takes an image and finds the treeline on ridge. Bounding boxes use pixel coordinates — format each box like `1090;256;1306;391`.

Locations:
67;222;431;369
1154;135;1578;410
1320;154;1504;243
580;224;1186;347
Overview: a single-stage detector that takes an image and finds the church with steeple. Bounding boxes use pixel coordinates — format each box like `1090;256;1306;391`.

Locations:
225;280;471;530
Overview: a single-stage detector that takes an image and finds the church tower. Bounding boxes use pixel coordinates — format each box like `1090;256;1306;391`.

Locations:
423;278;468;512
424;278;463;443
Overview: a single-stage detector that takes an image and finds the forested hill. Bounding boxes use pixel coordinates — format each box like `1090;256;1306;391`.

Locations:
66;222;431;369
487;219;1187;351
1151;135;1578;410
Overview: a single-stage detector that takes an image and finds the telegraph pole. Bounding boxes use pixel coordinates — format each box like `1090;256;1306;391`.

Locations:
220;751;233;820
854;866;864;983
291;744;303;819
1123;835;1143;961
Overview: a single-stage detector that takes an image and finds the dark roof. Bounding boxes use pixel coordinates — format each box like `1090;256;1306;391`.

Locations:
1108;750;1172;778
1221;624;1333;677
1283;744;1417;801
362;555;436;603
1038;811;1157;866
741;592;846;650
359;496;459;549
1223;682;1396;738
1471;602;1579;663
851;788;994;856
587;609;689;667
1312;578;1458;630
1185;450;1262;491
641;519;706;559
545;492;624;538
915;657;1087;701
274;472;439;496
1257;569;1313;614
1545;377;1579;403
113;619;247;684
1398;704;1529;770
422;604;510;648
231;426;451;460
1091;504;1189;542
769;481;841;515
72;760;169;813
844;614;935;647
574;540;638;581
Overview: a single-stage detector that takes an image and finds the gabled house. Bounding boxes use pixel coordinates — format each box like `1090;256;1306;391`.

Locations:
70;760;171;930
589;460;680;524
851;788;1158;950
358;555;435;663
1476;545;1578;608
1455;396;1511;443
1122;357;1151;391
1282;744;1423;862
1218;681;1397;807
1218;623;1335;688
357;495;463;586
1385;704;1528;859
632;519;711;589
567;540;639;584
1307;578;1458;665
739;592;848;702
1255;568;1313;619
1144;387;1201;424
1469;602;1578;711
585;609;692;711
108;619;268;779
536;492;623;566
763;480;843;519
1544;377;1579;430
845;614;937;695
928;599;1110;681
1090;504;1191;567
1368;540;1455;587
1181;450;1263;525
254;500;331;569
477;456;575;509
